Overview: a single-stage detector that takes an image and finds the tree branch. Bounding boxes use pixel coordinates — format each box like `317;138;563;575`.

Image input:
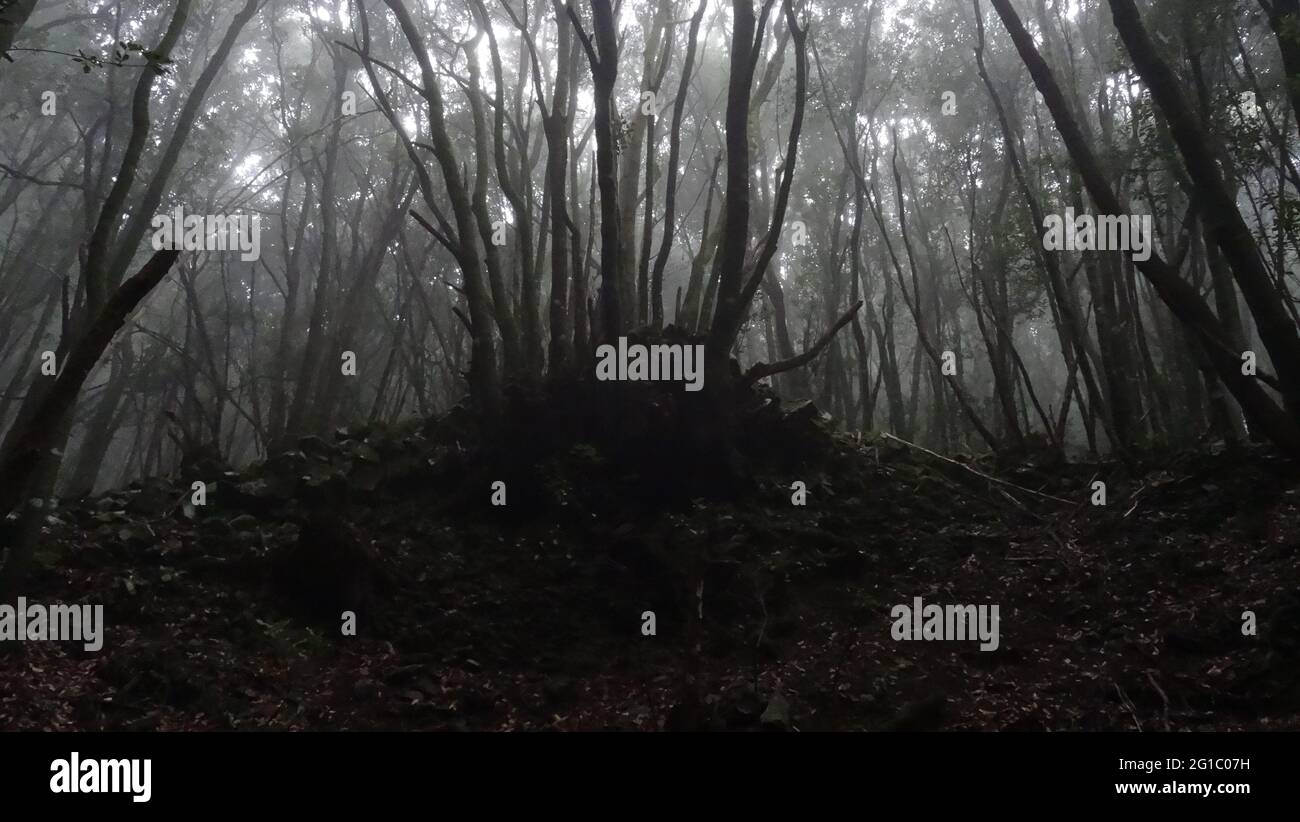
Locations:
408;208;457;258
0;161;82;189
0;249;181;520
565;3;599;69
742;299;862;386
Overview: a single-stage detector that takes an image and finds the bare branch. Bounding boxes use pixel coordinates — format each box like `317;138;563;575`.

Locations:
743;299;862;386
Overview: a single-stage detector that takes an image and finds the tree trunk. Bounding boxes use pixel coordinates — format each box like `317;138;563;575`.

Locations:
990;0;1300;455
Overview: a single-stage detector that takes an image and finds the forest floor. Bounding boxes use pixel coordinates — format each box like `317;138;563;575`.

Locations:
4;405;1300;731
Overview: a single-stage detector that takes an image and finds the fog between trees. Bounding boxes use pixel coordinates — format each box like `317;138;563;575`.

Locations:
1;0;1298;506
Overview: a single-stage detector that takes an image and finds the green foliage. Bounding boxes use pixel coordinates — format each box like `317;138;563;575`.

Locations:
71;40;175;75
253;616;328;660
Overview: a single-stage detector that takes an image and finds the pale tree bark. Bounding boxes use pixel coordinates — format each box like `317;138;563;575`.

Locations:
372;0;501;418
477;0;543;378
465;27;523;380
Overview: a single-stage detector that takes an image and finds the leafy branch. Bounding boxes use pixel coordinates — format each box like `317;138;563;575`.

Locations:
6;40;175;74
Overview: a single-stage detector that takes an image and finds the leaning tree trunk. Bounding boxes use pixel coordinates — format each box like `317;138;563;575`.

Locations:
1107;0;1300;415
988;0;1300;456
0;250;182;596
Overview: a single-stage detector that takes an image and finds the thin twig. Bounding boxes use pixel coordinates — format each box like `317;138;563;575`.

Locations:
1146;671;1172;731
881;432;1074;506
1114;682;1143;732
0;162;82;189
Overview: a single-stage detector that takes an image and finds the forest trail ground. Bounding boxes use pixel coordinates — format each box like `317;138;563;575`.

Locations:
3;425;1299;731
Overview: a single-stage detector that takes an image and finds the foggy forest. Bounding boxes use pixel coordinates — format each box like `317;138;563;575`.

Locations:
1;0;1299;734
